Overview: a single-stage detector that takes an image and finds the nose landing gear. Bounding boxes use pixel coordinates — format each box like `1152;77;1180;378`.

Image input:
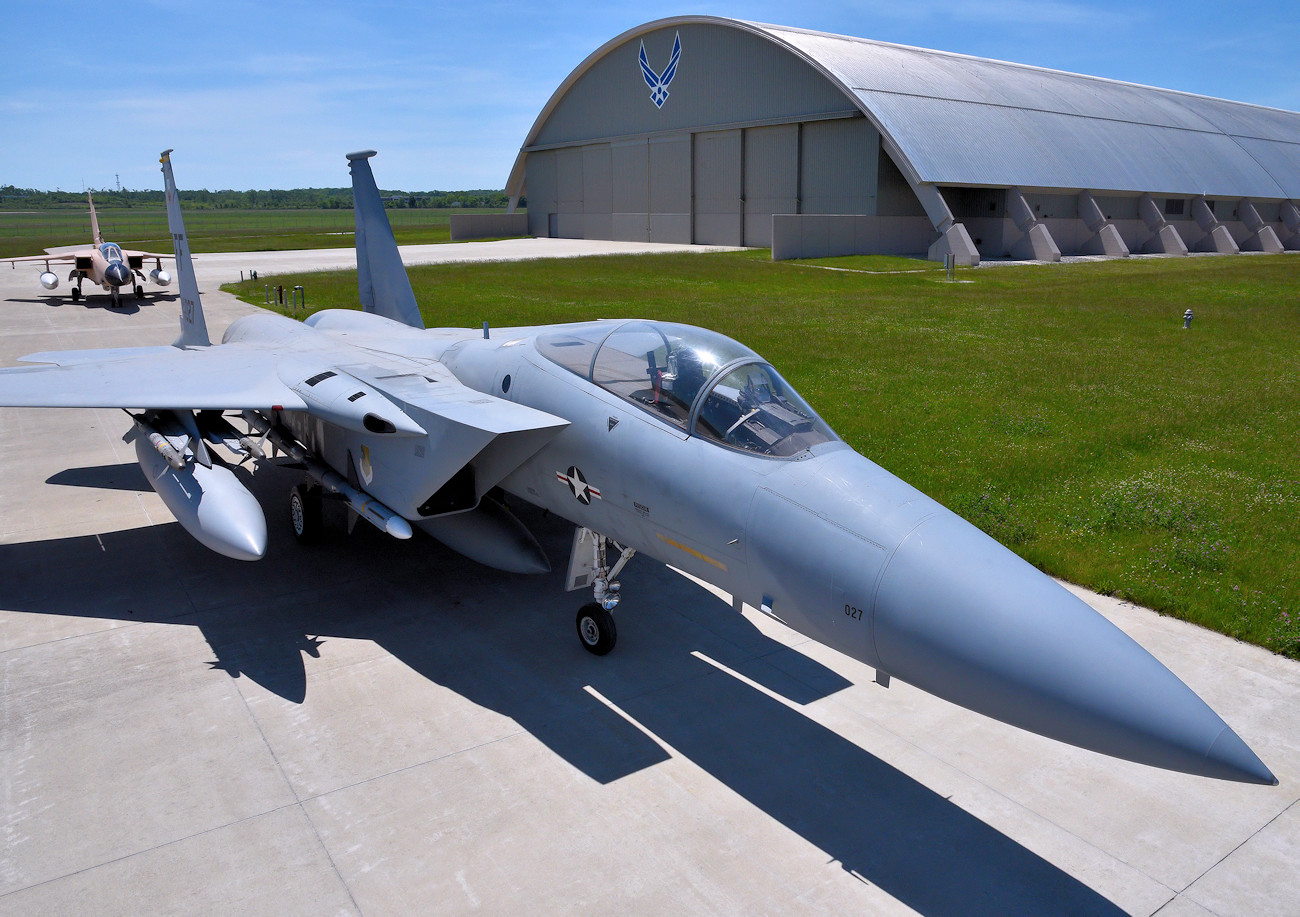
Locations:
576;603;617;655
567;526;636;655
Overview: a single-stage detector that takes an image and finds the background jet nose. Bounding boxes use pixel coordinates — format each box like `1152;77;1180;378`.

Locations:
872;510;1276;784
105;263;132;287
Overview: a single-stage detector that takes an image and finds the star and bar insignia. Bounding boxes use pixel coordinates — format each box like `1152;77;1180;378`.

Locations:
556;466;602;504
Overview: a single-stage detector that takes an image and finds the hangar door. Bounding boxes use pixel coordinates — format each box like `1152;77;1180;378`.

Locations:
744;125;799;247
607;135;692;243
692;125;799;247
694;130;741;245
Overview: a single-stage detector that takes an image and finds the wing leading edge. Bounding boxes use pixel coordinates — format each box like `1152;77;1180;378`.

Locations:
0;344;305;410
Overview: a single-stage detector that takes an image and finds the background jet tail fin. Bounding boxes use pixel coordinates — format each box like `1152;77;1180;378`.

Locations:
160;149;211;348
88;192;102;245
347;150;425;330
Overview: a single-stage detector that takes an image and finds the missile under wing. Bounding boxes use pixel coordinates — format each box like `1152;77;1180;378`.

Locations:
0;149;569;571
0;149;1276;788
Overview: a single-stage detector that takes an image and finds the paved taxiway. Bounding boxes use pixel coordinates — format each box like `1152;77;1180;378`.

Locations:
1;240;1297;915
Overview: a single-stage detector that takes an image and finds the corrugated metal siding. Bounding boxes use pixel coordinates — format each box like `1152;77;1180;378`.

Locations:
744;124;799;246
650;135;692;242
856;91;1288;197
1233;139;1300;199
801;118;877;214
525;150;557;237
556;148;585;238
757;21;1300;200
583;144;613;239
612;140;649;241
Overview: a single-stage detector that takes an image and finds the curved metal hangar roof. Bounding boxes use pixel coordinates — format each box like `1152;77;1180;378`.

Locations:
509;16;1300;201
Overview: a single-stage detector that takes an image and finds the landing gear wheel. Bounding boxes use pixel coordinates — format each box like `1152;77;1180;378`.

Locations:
576;602;617;656
289;484;323;544
134;284;144;299
71;287;81;302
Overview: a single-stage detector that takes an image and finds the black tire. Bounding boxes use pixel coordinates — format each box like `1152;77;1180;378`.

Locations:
576;602;617;656
134;284;144;299
71;288;81;302
289;484;323;544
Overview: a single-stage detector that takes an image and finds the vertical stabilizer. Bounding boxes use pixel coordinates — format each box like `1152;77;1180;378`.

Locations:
347;150;424;329
159;150;211;348
88;192;103;245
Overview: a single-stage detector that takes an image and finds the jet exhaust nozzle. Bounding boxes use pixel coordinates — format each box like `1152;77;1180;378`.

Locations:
39;271;59;291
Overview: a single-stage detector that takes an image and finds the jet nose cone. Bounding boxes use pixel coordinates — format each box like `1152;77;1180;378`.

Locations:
873;511;1275;785
105;263;132;287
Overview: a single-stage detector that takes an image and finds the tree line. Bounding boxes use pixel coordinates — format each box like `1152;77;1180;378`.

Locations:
0;186;517;211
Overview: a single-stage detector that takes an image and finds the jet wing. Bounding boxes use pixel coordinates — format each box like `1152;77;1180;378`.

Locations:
5;253;78;265
0;345;306;411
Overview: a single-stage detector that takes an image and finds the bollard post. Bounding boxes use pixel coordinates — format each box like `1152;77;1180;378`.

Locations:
240;270;245;283
295;285;305;313
944;252;956;282
277;284;284;306
264;284;270;305
1183;308;1194;330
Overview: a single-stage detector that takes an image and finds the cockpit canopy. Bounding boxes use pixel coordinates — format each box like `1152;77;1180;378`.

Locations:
99;243;124;263
536;320;838;458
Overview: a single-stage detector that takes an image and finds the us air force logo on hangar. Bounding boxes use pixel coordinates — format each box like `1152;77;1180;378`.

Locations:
638;31;681;109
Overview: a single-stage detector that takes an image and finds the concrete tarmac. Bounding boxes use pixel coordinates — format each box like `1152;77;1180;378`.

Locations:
1;242;1297;916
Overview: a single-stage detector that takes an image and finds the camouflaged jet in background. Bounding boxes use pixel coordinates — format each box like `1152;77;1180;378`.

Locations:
0;149;1277;789
5;191;172;307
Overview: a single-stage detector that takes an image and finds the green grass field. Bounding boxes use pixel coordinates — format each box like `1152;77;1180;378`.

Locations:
0;207;511;258
224;250;1300;658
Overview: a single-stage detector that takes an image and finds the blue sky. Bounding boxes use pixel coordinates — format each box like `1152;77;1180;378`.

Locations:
3;1;1297;193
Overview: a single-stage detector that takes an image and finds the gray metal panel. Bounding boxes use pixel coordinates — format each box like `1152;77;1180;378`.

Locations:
582;143;614;240
525;150;557;238
744;124;799;246
583;144;613;214
612;212;649;242
649;134;691;215
693;129;742;246
648;134;691;243
612;140;649;214
557;148;584;213
801;118;877;214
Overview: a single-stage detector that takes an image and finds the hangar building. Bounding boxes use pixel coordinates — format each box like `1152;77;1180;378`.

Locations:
505;16;1300;265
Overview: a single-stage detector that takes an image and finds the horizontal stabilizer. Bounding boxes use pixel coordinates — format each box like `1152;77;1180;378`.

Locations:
20;346;178;366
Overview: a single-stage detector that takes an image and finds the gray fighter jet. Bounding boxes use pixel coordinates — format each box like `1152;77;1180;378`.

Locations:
0;150;1277;788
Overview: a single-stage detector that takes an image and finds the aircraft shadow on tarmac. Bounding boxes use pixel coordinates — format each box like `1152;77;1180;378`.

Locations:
6;291;178;313
4;460;1125;916
47;463;152;491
